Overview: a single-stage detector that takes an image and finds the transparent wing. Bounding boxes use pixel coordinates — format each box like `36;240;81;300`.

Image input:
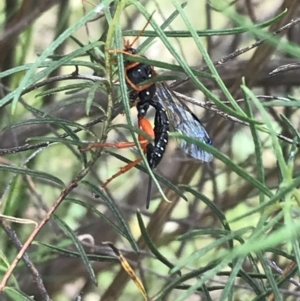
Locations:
154;82;213;162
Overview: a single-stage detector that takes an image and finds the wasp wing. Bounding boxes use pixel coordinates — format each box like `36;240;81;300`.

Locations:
154;82;213;162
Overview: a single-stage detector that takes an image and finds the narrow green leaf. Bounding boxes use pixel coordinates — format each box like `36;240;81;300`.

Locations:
26;137;86;147
292;241;300;277
0;164;64;187
136;2;188;53
242;79;265;204
241;85;288;178
262;100;300;107
170;0;244;114
229;175;300;223
219;256;245;301
86;82;99;115
180;186;231;233
218;3;300;58
132;1;257;124
171;227;251;274
6;117;87;132
10;1;113;112
38;242;118;263
123;10;286;37
0;40;104;110
122;54;211;77
81;181;139;252
65;198;127;237
257;252;283;301
53;215;97;286
4;287;34;301
171;132;272;198
36;83;93;98
137;211;179;274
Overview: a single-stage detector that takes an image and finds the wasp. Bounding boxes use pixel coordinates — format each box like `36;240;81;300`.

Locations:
123;43;213;166
81;15;213;208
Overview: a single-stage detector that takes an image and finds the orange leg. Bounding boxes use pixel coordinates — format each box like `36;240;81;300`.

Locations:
80;118;154;189
101;157;143;188
80;140;147;152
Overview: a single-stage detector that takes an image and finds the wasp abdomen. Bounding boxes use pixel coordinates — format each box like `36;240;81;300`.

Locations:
146;100;169;169
126;59;170;169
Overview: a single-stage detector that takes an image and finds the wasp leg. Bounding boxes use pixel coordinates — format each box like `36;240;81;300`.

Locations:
102;157;143;189
80;141;141;152
102;118;155;188
80;118;154;188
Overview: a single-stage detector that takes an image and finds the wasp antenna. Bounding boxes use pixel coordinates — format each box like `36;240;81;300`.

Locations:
123;37;128;48
82;0;96;8
127;11;156;50
145;175;153;209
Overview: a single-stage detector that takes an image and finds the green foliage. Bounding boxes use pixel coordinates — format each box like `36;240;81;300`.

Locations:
1;0;300;301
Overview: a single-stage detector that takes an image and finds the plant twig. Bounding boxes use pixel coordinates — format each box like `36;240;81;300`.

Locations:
0;154;100;293
0;219;51;301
